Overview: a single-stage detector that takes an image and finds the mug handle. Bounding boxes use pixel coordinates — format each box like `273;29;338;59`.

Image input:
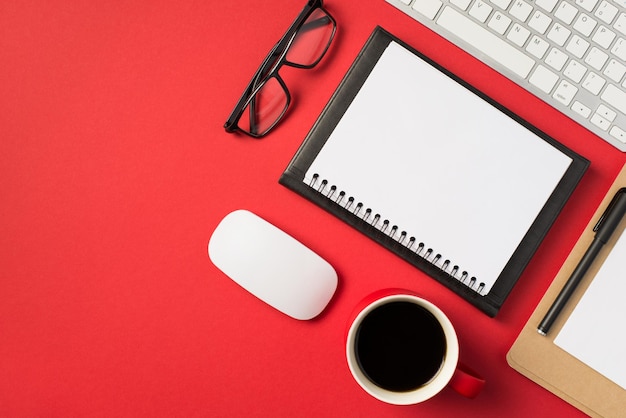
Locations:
449;363;485;398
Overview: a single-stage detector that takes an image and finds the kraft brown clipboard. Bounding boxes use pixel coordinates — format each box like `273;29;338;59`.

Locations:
507;163;626;418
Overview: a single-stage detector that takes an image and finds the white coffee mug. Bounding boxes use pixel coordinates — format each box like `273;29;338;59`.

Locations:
345;289;484;405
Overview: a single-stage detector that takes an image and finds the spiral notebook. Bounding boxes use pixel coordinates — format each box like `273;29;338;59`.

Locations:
279;27;588;316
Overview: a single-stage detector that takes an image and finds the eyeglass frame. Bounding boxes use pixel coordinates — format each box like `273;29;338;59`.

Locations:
223;0;336;138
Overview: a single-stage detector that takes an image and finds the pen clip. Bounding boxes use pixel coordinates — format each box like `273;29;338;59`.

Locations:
594;187;626;232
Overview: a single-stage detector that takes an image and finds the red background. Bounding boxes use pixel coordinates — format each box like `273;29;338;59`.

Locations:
2;1;625;416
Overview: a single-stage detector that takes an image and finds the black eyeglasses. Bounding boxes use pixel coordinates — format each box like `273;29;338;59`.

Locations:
224;0;336;138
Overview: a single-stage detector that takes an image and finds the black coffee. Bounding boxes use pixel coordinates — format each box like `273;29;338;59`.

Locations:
355;301;446;392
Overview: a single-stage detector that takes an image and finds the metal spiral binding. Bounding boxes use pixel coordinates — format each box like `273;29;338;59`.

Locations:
307;173;486;294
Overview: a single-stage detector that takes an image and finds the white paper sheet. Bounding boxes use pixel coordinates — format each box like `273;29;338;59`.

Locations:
304;42;572;294
555;229;626;390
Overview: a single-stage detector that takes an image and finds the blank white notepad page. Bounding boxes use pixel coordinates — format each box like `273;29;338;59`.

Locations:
555;229;626;390
304;42;572;294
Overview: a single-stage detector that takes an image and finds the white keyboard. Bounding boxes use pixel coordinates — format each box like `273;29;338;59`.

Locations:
386;0;626;152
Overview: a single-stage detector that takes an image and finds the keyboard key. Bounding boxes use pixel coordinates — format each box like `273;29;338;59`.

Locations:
585;47;609;70
573;13;597;37
615;13;626;36
595;1;619;24
553;80;578;105
612;38;626;61
613;0;626;8
555;2;579;25
451;0;473;10
530;65;559;93
592;25;616;49
591;113;610;130
490;0;512;9
536;0;559;12
564;60;587;82
470;0;494;23
510;0;533;22
572;100;592;117
527;35;550;58
548;22;572;46
601;84;626;114
545;47;569;70
412;0;443;19
576;0;599;13
508;23;531;46
610;125;626;143
596;104;617;121
436;7;535;78
582;72;606;95
529;10;553;34
566;34;590;58
489;11;512;34
604;59;626;82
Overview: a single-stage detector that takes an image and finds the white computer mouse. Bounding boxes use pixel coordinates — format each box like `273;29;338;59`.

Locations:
208;209;338;320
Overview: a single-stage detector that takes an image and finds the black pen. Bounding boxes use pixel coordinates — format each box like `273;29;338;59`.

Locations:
537;187;626;336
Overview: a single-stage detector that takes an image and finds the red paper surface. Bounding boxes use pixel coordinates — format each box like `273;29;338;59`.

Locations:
2;1;625;417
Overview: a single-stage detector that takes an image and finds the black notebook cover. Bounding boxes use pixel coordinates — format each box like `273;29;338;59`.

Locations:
279;27;588;316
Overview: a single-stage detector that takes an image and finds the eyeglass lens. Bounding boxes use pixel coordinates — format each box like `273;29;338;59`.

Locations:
239;8;334;136
286;8;335;67
238;77;289;136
